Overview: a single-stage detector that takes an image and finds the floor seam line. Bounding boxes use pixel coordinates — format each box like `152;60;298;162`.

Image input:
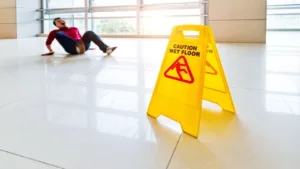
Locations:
166;133;182;169
0;149;65;169
282;97;296;114
0;98;25;109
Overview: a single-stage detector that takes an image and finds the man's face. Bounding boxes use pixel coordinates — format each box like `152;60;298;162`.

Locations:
55;18;67;28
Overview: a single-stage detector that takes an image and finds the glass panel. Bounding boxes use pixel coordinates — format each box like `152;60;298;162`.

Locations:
141;9;201;16
43;13;85;34
268;0;300;5
143;0;199;5
267;1;300;29
48;0;85;8
91;0;137;6
90;11;136;17
43;20;50;33
268;9;300;14
89;18;136;35
140;16;202;35
267;15;300;29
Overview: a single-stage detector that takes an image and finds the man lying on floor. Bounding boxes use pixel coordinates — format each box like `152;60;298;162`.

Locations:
42;17;117;56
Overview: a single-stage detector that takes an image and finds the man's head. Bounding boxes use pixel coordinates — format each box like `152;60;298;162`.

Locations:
53;17;67;28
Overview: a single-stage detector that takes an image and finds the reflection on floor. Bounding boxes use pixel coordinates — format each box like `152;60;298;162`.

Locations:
0;31;299;169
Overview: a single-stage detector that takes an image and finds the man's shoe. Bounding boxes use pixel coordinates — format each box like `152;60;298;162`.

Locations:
106;46;117;55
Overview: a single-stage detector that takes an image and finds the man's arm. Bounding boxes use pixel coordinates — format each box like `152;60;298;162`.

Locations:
76;27;82;38
46;30;57;49
42;30;57;56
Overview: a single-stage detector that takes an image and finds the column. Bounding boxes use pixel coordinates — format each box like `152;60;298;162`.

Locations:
208;0;266;43
0;1;17;38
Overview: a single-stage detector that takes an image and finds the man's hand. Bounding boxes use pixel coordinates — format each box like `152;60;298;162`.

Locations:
42;45;55;56
41;52;55;56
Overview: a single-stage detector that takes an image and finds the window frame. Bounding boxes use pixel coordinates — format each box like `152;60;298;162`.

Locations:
267;3;300;31
39;0;208;36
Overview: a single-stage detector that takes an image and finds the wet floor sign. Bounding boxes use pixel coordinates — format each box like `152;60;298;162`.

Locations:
147;25;236;138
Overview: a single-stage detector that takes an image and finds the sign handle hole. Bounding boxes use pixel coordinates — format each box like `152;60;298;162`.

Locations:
183;30;200;39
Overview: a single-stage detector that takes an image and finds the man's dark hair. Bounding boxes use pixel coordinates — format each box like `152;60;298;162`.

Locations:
53;17;61;26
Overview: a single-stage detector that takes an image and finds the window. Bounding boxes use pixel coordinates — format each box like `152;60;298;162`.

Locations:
140;9;202;35
91;0;136;6
143;0;199;4
268;0;300;5
91;11;136;17
89;19;136;35
267;1;300;30
48;0;84;8
89;11;136;34
268;15;300;29
43;13;85;33
141;17;201;35
141;9;201;17
42;0;207;35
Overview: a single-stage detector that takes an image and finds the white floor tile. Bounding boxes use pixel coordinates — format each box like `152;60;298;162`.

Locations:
0;98;180;169
0;31;300;169
0;151;58;169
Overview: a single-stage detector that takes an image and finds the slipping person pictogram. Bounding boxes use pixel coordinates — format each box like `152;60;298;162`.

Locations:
164;56;194;84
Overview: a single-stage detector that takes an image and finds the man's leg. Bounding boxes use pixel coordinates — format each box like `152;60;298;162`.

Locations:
55;32;78;54
81;31;116;54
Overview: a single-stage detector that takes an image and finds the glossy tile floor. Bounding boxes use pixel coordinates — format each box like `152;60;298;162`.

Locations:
0;31;300;169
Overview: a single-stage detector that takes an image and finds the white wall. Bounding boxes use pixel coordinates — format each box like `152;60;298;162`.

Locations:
16;0;42;38
0;0;41;39
208;0;267;43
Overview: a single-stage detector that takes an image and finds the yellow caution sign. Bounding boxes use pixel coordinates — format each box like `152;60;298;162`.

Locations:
147;25;235;138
